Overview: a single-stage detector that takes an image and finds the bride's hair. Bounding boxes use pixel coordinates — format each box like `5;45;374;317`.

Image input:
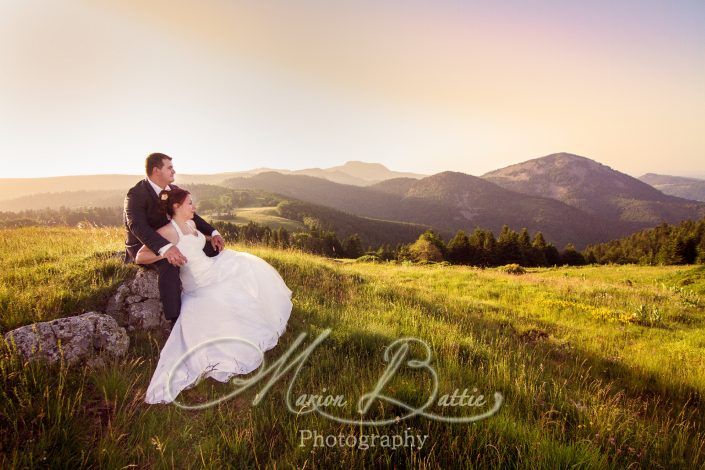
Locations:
158;188;190;217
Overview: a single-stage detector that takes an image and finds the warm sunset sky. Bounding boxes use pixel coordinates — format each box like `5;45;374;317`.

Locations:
0;0;703;178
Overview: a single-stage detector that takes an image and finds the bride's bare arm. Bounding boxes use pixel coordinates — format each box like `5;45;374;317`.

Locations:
135;245;162;264
136;224;178;264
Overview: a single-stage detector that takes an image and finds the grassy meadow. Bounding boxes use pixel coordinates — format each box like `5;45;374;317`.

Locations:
213;207;306;232
1;227;705;468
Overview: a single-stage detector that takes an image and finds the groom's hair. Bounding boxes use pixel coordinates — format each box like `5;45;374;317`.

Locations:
146;153;172;175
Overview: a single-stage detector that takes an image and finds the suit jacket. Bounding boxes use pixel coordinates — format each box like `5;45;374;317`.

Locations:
123;179;216;262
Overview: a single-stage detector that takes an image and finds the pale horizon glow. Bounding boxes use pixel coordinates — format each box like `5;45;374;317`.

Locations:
0;0;703;179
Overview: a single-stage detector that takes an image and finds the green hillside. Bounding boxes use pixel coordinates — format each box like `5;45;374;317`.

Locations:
1;227;705;467
218;206;306;231
275;199;435;247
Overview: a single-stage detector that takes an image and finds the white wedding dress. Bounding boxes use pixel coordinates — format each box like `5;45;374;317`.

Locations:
144;219;293;404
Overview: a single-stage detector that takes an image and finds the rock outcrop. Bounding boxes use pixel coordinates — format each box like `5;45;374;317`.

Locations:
105;268;170;332
3;268;169;369
3;312;130;368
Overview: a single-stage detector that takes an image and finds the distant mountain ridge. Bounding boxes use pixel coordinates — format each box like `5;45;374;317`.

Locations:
2;190;126;211
222;170;611;249
0;161;426;202
3;153;703;250
639;173;705;202
292;161;426;186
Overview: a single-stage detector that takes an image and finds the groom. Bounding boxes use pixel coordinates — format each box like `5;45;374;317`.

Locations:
123;153;225;326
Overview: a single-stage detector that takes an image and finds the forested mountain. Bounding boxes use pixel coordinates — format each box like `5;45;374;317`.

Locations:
367;177;423;196
275;200;433;247
223;170;612;248
483;153;705;231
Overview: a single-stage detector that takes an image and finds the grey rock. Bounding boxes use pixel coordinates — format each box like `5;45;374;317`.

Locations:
126;298;167;332
104;268;170;332
3;312;129;368
106;284;130;316
128;269;161;299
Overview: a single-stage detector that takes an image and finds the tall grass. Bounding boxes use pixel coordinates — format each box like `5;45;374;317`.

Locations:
0;227;135;332
1;227;704;468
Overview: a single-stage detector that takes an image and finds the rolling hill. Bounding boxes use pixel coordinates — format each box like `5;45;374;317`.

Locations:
639;173;705;202
274;199;434;247
2;190;127;211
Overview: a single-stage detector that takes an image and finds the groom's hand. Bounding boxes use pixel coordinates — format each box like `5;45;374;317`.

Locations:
211;235;225;252
164;246;188;267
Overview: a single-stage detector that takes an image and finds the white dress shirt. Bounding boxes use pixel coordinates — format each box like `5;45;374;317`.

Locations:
147;177;220;256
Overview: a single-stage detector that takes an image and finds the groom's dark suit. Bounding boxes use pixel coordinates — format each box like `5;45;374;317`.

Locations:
123;178;220;321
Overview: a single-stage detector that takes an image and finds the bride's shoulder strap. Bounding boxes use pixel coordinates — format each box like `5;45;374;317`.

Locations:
170;219;184;237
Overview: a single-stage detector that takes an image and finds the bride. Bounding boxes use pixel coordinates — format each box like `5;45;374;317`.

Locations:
138;188;293;404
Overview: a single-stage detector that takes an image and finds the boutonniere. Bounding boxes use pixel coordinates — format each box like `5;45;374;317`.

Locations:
160;193;169;201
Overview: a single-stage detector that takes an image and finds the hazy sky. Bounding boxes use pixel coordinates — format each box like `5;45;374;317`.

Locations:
1;0;703;178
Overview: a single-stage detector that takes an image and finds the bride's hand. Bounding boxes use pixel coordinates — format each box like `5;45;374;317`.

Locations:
211;234;225;252
164;246;188;267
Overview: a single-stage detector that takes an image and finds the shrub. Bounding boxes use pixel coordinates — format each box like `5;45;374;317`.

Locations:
409;238;445;263
499;263;526;275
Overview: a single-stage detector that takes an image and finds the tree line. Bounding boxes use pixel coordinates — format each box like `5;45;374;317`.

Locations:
396;226;588;266
583;218;705;265
212;220;588;266
0;207;123;228
4;206;704;267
